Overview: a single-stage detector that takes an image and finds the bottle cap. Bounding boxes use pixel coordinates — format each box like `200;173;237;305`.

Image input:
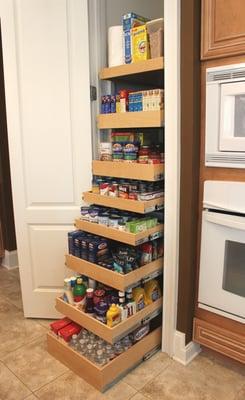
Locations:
76;277;83;285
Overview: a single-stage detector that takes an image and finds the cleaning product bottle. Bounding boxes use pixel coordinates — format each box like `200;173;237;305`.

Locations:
73;277;86;307
144;279;161;304
106;304;121;327
132;287;146;311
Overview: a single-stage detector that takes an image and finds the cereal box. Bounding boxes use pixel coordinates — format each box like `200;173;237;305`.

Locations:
132;25;150;62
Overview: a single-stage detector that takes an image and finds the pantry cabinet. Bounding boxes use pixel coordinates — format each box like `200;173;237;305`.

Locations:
47;44;165;389
201;0;245;59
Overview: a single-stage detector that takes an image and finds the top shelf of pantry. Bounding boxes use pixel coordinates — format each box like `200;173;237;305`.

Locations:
99;57;164;86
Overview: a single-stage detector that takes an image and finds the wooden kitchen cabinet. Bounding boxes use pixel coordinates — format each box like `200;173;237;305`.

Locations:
201;0;245;60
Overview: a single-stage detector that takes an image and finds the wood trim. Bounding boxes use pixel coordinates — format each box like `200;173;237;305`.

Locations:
97;110;164;129
195;307;244;336
65;254;163;292
0;26;16;252
193;318;245;364
47;327;162;391
99;57;164;80
92;161;164;182
201;0;245;60
75;219;164;246
177;0;201;344
55;296;163;344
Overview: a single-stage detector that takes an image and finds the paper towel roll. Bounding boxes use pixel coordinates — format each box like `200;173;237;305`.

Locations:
108;25;124;67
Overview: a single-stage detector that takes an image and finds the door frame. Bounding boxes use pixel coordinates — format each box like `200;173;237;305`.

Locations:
88;0;181;357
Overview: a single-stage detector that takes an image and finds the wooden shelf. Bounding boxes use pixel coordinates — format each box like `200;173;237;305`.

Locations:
66;255;163;292
92;160;164;181
56;297;162;344
83;192;164;214
75;219;164;246
100;57;164;80
97;110;164;129
47;327;161;392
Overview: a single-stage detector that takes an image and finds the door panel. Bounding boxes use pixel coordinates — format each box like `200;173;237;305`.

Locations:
0;0;92;317
201;0;245;59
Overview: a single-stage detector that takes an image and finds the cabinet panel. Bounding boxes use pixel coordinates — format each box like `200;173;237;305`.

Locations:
193;318;245;364
201;0;245;59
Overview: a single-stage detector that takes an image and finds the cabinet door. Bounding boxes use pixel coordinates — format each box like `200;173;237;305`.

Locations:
0;0;92;317
201;0;245;60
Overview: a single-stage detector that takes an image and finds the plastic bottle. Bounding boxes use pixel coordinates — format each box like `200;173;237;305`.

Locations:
106;304;121;327
85;288;94;313
73;277;86;306
63;278;74;305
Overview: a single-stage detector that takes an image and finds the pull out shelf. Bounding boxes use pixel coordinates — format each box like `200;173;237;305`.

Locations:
75;219;164;246
97;110;164;129
55;296;162;344
83;192;164;214
92;160;164;181
66;255;163;291
47;327;161;392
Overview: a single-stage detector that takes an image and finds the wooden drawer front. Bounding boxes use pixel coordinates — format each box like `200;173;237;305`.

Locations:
83;192;164;214
97;111;164;129
75;219;164;246
56;296;162;344
92;160;164;182
194;318;245;364
66;255;163;292
47;327;161;391
201;0;245;60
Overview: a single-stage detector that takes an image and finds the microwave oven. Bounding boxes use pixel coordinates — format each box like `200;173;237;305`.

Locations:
205;63;245;168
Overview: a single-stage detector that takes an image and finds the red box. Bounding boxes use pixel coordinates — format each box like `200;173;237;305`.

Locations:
58;322;82;342
50;317;72;335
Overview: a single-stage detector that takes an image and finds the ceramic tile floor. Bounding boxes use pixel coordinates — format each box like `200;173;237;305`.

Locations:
0;266;244;400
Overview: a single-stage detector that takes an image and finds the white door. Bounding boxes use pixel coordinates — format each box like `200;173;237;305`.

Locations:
0;0;92;317
198;210;245;323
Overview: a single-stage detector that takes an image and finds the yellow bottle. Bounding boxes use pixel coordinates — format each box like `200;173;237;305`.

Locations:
106;304;121;327
144;279;161;305
132;287;146;311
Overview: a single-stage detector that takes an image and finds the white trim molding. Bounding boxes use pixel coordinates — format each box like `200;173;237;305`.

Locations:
162;0;181;356
2;250;19;269
173;331;201;365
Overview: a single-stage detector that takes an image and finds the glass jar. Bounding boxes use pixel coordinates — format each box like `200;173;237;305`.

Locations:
138;146;150;164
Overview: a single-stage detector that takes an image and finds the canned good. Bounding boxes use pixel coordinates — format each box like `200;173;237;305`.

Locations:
108;215;120;228
109;182;119;197
124;153;138;162
98;212;109;226
112;153;124;162
119;183;129;199
100;182;110;196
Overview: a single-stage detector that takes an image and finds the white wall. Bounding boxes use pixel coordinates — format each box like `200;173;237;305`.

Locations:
105;0;163;28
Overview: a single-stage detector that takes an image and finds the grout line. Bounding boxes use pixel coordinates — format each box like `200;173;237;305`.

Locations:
32;370;70;397
0;360;33;396
0;333;47;363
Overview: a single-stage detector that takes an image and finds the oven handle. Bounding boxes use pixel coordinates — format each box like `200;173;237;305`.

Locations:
204;210;245;231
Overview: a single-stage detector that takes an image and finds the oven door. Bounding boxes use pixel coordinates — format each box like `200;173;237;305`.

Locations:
198;210;245;322
219;81;245;152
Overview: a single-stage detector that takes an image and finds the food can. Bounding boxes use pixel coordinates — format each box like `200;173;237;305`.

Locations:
109;182;119;197
99;182;110;196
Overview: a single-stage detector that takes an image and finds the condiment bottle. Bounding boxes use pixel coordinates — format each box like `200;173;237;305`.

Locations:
85;288;94;314
106;304;121;327
73;277;86;306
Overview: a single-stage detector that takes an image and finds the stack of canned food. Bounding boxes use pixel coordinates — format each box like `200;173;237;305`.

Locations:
92;176;164;201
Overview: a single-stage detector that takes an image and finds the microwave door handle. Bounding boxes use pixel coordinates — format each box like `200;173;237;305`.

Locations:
205;211;245;231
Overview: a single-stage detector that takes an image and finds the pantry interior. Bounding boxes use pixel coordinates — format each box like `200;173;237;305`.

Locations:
46;0;179;391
